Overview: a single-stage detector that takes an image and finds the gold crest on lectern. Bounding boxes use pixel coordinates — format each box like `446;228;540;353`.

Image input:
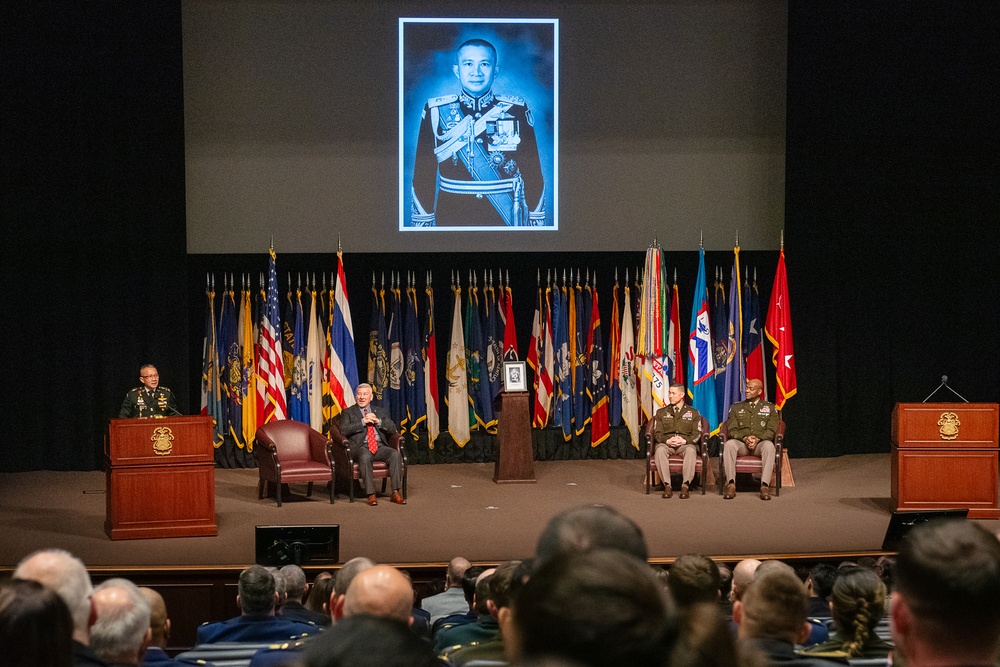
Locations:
151;426;175;456
937;412;961;440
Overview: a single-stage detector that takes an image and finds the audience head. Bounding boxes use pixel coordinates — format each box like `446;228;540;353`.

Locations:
446;556;472;588
730;558;761;602
137;587;169;649
237;565;277;615
669;602;742;667
271;568;287;612
307;572;335;615
14;548;94;643
828;566;886;657
668;555;721;609
472;568;496;616
280;564;308;603
302;614;439;667
536;505;648;562
891;519;1000;665
508;548;675;667
329;557;375;620
0;578;74;667
461;565;486;610
734;567;810;645
341;564;414;624
90;578;152;666
717;565;733;604
805;563;837;601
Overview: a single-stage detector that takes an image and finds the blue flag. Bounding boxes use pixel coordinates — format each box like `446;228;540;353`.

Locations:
386;283;405;426
485;286;504;400
711;268;729;423
552;283;573;441
288;290;308;423
574;285;592;435
722;252;745;418
403;284;426;441
465;284;496;433
687;248;719;434
368;285;388;402
217;289;239;446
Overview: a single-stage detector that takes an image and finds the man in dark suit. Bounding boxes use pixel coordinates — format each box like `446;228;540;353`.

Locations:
338;383;406;506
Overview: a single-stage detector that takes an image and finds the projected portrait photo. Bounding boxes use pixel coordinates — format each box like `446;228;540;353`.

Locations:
400;18;558;231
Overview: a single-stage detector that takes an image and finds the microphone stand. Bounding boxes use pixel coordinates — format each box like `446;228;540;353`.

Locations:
922;375;970;403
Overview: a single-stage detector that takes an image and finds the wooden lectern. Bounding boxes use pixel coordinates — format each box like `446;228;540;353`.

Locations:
891;403;1000;519
494;392;536;484
105;415;218;539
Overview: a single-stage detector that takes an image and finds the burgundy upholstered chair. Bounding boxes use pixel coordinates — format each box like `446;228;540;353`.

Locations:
254;420;335;506
719;416;785;495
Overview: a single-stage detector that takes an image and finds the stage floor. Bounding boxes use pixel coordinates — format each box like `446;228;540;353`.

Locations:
3;454;995;568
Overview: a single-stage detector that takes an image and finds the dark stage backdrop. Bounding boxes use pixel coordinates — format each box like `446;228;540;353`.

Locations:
4;2;998;472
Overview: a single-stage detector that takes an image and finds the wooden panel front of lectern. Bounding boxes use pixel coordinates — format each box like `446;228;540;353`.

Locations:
105;416;218;539
891;403;999;519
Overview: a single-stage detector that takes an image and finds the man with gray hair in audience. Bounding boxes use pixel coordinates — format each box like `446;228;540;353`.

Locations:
14;548;107;667
278;564;329;626
90;578;151;667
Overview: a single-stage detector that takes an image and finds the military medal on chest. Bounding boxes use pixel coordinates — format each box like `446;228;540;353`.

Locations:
487;111;521;152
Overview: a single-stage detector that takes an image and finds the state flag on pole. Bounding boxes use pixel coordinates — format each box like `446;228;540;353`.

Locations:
502;281;518;361
552;281;573;441
306;287;325;432
722;247;746;418
534;284;555;428
368;280;389;402
711;268;729;423
607;280;622;427
765;249;797;409
240;285;259;449
588;285;610;447
404;280;426;442
288;289;308;424
484;283;504;399
742;268;766;397
465;281;496;433
220;286;245;449
619;283;639;449
257;246;288;424
423;279;440;447
687;247;719;434
201;281;224;449
386;279;405;425
446;284;471;446
328;251;359;418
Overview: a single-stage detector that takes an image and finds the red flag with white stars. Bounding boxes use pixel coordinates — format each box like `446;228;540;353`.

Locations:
765;249;797;409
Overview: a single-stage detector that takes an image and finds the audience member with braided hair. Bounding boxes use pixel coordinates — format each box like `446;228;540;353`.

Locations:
802;566;890;659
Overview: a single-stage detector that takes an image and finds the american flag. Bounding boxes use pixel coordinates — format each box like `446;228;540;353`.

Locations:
257;246;287;423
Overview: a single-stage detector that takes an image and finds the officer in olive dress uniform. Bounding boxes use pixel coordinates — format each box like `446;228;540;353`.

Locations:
118;364;179;418
653;383;702;499
411;38;545;227
723;378;780;500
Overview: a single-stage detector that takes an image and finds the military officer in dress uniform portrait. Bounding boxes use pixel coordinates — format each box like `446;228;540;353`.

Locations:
118;364;179;418
410;38;545;228
722;378;779;501
653;383;702;499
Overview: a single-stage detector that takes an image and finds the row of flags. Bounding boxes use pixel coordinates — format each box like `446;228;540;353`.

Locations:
200;244;797;465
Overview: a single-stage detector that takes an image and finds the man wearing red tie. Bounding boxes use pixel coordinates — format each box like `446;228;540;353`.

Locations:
339;383;406;506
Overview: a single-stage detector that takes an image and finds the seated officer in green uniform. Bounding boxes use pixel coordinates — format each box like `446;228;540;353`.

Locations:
723;378;779;501
652;382;702;499
118;364;178;418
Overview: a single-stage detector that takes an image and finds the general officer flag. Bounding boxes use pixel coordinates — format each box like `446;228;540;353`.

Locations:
765;248;797;409
687;246;719;434
502;280;518;361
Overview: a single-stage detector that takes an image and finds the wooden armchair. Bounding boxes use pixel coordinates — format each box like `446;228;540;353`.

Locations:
644;415;711;494
254;420;335;507
719;416;785;496
328;416;408;502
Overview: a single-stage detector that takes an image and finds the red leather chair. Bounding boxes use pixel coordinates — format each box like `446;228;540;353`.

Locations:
254;420;335;507
719;416;785;495
329;416;408;502
644;415;710;494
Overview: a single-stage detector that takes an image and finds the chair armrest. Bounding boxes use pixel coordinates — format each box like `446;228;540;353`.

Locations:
306;428;334;463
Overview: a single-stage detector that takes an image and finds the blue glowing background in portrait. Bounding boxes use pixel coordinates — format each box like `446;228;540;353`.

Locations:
399;18;558;232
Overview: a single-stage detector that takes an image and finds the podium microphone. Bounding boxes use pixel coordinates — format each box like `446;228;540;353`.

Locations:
164;404;184;417
922;374;969;403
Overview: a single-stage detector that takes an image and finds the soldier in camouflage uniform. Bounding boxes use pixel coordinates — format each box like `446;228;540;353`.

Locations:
723;378;779;500
653;383;702;499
